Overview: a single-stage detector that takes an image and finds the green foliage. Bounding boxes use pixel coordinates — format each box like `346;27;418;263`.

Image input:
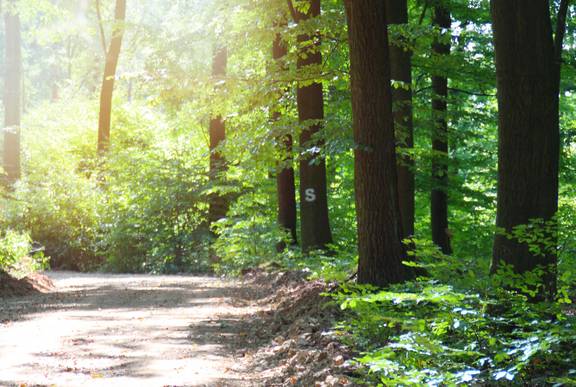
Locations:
0;98;216;273
103;129;212;273
0;230;32;270
0;99;103;270
0;230;47;277
212;180;288;274
334;278;576;386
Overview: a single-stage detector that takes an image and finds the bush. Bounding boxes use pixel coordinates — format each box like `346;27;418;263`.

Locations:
1;98;215;273
0;99;104;270
102;141;212;273
0;230;47;277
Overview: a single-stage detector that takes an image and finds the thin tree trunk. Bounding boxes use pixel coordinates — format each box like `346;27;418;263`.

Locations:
3;10;21;185
273;28;298;248
208;47;229;229
97;0;126;154
51;63;60;102
385;0;414;240
344;0;409;286
490;0;561;299
289;0;333;252
431;5;452;255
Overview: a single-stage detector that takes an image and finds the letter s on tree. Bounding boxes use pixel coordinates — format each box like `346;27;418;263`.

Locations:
305;188;316;202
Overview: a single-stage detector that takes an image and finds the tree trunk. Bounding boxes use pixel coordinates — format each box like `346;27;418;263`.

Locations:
431;5;452;255
385;0;414;240
3;10;21;186
51;62;60;102
290;0;333;252
208;47;229;228
97;0;126;154
273;29;298;248
344;0;409;287
490;0;561;298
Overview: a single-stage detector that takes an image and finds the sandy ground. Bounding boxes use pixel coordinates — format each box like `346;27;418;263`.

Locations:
0;272;259;387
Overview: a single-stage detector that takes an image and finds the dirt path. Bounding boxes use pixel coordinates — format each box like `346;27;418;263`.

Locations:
0;272;259;387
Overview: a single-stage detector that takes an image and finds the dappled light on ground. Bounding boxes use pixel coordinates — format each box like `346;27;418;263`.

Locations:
0;272;258;386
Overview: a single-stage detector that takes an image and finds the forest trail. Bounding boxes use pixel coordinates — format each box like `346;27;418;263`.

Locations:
0;272;259;387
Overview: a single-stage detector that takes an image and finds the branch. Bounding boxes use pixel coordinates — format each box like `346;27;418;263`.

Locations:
415;85;495;97
286;0;298;22
448;87;495;97
95;0;108;56
554;0;570;69
418;0;429;25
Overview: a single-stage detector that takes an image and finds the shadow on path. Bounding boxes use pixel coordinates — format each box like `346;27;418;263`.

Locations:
0;271;261;386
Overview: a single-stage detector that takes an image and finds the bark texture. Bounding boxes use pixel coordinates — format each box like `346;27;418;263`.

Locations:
291;0;333;252
385;0;414;240
345;0;408;286
431;5;452;255
490;0;560;298
273;29;298;247
97;0;126;153
208;47;229;228
3;11;21;185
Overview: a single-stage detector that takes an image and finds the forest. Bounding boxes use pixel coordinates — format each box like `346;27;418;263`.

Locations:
0;0;576;385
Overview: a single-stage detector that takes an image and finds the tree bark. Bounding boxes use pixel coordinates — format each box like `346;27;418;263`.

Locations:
385;0;414;240
3;10;21;186
97;0;126;154
273;29;298;248
208;47;229;228
490;0;560;298
431;5;452;255
291;0;333;252
344;0;409;287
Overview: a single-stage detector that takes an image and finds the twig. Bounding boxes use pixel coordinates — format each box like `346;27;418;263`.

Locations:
554;0;570;69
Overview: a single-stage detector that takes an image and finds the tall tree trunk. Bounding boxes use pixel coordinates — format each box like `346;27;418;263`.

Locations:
273;28;298;248
97;0;126;154
431;5;452;255
208;47;229;229
385;0;414;240
289;0;333;252
344;0;409;287
491;0;563;299
3;10;21;186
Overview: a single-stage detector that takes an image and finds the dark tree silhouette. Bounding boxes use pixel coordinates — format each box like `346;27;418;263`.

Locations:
431;4;452;255
385;0;415;241
345;0;409;286
490;0;569;298
272;25;298;248
288;0;333;252
208;47;229;230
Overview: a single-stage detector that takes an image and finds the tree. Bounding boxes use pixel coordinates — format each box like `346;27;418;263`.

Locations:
208;47;229;230
385;0;414;241
288;0;333;252
3;6;22;185
490;0;569;298
97;0;126;154
273;25;298;248
430;3;452;255
344;0;409;286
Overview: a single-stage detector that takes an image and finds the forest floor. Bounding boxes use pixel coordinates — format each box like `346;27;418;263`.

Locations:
0;271;357;387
